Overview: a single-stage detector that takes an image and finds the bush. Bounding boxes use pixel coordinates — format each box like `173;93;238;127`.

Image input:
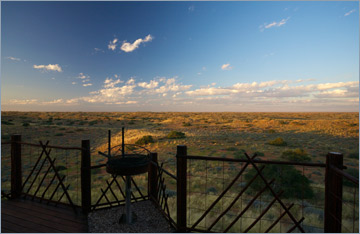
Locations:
244;164;314;199
167;131;186;139
1;133;10;140
254;151;265;156
55;133;64;136
268;137;287;146
135;135;155;145
182;122;192;127
343;168;359;187
89;120;98;126
348;152;359;160
281;148;311;162
22;122;30;127
226;147;237;151
206;187;218;194
1;120;14;125
55;165;67;171
165;189;177;197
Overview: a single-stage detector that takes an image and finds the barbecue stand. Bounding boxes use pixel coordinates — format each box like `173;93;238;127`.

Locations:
100;128;150;224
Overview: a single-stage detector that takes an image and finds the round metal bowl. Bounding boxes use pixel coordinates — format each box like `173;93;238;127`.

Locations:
106;154;150;176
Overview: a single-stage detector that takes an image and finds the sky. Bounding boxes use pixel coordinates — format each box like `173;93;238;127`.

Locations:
1;1;359;112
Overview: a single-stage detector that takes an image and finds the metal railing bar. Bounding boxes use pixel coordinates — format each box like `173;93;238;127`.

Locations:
150;160;177;180
186;155;326;167
330;165;359;185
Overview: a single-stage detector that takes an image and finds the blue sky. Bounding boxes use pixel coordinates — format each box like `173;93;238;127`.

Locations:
1;1;359;111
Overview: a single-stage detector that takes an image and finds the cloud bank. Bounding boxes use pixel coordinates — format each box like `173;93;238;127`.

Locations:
4;77;358;112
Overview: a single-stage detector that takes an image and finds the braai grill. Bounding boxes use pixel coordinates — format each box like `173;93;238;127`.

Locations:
99;127;150;224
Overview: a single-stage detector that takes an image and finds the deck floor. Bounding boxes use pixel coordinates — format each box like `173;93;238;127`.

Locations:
1;199;88;233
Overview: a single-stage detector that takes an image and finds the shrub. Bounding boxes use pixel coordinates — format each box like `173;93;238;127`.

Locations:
233;150;247;160
1;120;14;125
244;164;314;199
254;151;265;156
343;168;359;187
135;135;155;145
226;147;237;151
22;122;30;127
206;187;218;194
55;133;64;136
281;148;311;162
1;133;10;140
167;131;186;139
268;137;287;146
165;189;177;197
55;165;67;172
182;122;192;127
278;120;289;125
348;152;359;160
89;120;98;126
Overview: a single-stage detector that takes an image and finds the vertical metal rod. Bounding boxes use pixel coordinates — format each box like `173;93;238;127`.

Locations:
108;130;111;157
126;175;132;224
122;127;125;157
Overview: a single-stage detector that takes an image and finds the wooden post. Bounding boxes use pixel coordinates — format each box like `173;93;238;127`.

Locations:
148;153;158;201
11;134;22;199
81;140;91;214
324;152;343;233
176;145;187;232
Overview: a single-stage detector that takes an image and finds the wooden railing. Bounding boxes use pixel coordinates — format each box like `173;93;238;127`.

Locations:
175;145;358;233
2;135;358;232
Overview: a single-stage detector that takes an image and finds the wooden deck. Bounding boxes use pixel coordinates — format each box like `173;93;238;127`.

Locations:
1;199;88;233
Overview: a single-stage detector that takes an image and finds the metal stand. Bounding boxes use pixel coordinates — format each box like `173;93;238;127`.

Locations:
125;175;132;224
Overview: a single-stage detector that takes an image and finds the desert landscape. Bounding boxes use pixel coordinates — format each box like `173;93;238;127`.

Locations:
1;111;358;232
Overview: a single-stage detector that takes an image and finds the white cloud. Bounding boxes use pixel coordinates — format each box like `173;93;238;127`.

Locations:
6;56;21;61
138;80;159;89
186;87;238;96
126;78;136;85
77;73;89;79
72;82;77;85
120;34;153;53
104;78;123;88
108;38;118;50
260;18;289;31
221;64;233;70
8;99;39;105
44;99;64;104
114;101;138;105
344;9;356;16
188;5;195;12
33;64;62;72
94;48;104;53
316;81;358;90
83;83;92;87
154;77;192;94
